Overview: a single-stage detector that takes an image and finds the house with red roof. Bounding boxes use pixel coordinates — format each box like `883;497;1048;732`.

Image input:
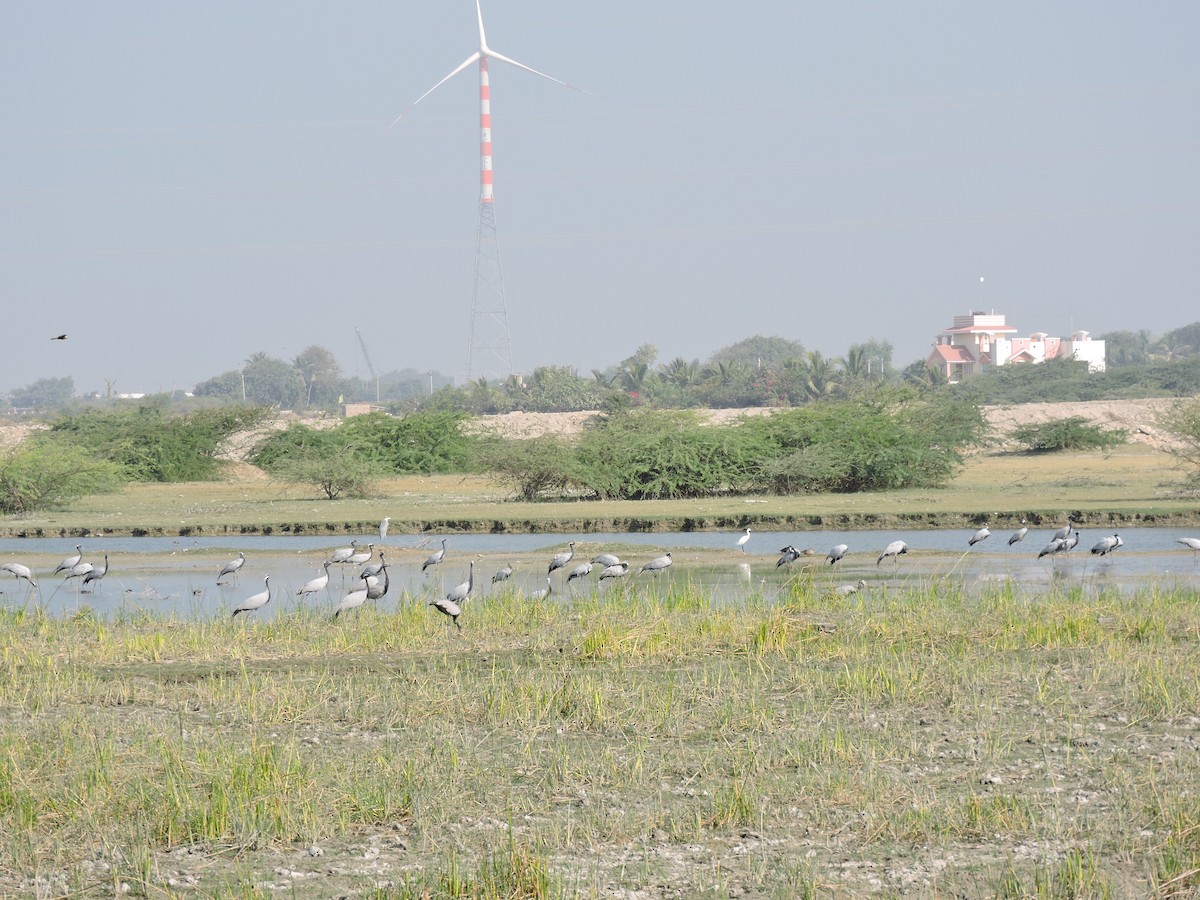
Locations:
927;312;1106;383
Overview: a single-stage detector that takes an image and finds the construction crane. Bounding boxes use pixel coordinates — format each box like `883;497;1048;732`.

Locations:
355;327;380;403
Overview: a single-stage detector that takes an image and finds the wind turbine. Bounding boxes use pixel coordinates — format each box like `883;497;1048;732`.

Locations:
392;1;590;381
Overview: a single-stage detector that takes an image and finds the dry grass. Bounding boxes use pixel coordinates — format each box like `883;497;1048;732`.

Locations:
1;577;1198;896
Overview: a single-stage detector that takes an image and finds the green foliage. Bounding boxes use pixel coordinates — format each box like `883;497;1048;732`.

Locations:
743;392;987;493
0;436;124;514
341;411;481;474
48;403;271;482
482;436;576;501
1157;398;1200;483
571;409;763;500
708;334;805;369
1010;416;1128;453
269;445;386;500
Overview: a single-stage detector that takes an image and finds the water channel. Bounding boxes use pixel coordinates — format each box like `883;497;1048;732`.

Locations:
1;527;1198;620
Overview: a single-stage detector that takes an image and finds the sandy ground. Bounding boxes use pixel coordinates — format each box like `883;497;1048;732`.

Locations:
468;398;1179;450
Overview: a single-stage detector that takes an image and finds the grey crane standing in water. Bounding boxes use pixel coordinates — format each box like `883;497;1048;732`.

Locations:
445;560;475;607
53;545;83;576
776;546;802;568
548;542;576;576
598;562;630;581
232;576;272;618
332;584;369;620
1176;537;1200;561
361;551;387;580
64;558;94;583
639;552;673;576
826;544;848;565
329;539;359;565
347;542;374;567
877;540;908;566
591;553;621;568
1008;520;1029;546
1053;518;1075;542
1091;534;1121;556
297;562;332;598
1060;531;1080;554
567;562;593;584
1;562;37;589
736;528;752;552
217;551;246;584
423;539;448;572
82;555;109;592
1037;537;1065;559
968;523;991;546
364;563;390;601
491;563;513;586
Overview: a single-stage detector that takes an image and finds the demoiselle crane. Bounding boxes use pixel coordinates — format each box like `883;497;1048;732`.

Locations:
232;576;272;617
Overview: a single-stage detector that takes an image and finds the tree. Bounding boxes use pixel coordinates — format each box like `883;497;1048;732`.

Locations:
0;437;123;513
1099;329;1153;368
193;370;244;399
9;376;74;410
1157;398;1200;483
292;345;343;407
708;335;805;370
242;353;304;407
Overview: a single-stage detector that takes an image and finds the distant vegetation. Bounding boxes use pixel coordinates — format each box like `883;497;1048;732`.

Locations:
1010;417;1128;453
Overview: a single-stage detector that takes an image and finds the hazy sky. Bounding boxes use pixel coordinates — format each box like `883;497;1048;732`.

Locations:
3;2;1197;395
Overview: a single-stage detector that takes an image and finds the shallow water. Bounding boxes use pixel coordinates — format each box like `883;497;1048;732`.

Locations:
1;526;1196;620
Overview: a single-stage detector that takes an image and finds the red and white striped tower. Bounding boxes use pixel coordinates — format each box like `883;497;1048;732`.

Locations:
393;1;588;382
466;55;513;381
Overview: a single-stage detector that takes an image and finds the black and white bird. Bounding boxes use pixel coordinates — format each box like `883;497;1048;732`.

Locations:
1090;534;1121;556
590;553;621;568
82;554;108;591
64;558;94;582
491;563;513;585
1053;518;1076;542
445;561;475;606
1176;537;1200;556
217;551;246;583
548;542;576;576
379;516;390;542
53;545;83;576
530;577;553;600
232;576;272;618
360;551;387;579
422;539;448;572
877;540;908;566
776;546;802;568
430;596;463;630
826;544;849;565
1060;531;1080;554
736;528;752;552
347;542;374;567
1;562;37;589
297;562;332;597
640;552;673;575
567;562;593;583
1008;520;1029;546
968;523;991;546
364;563;390;601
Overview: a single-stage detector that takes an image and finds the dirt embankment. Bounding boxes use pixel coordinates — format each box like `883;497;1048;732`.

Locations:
468;399;1179;450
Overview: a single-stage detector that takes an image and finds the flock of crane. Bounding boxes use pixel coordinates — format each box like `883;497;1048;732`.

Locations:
4;515;1200;630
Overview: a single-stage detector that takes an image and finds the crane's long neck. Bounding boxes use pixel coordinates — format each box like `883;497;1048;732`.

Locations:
479;56;493;204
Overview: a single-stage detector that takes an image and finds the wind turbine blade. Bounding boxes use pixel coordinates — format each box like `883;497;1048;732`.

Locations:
483;48;597;96
476;0;488;49
389;51;482;126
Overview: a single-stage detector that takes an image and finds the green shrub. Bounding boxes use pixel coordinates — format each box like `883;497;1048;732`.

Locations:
482;436;576;501
340;411;482;474
1009;416;1127;452
48;403;271;482
0;437;124;514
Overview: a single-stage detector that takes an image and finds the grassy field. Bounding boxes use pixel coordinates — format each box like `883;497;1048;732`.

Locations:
1;574;1198;897
2;443;1197;538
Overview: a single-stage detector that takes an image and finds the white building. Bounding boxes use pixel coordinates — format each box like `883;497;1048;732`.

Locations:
927;312;1106;383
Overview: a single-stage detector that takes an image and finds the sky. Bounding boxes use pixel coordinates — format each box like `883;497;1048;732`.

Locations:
2;2;1198;396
